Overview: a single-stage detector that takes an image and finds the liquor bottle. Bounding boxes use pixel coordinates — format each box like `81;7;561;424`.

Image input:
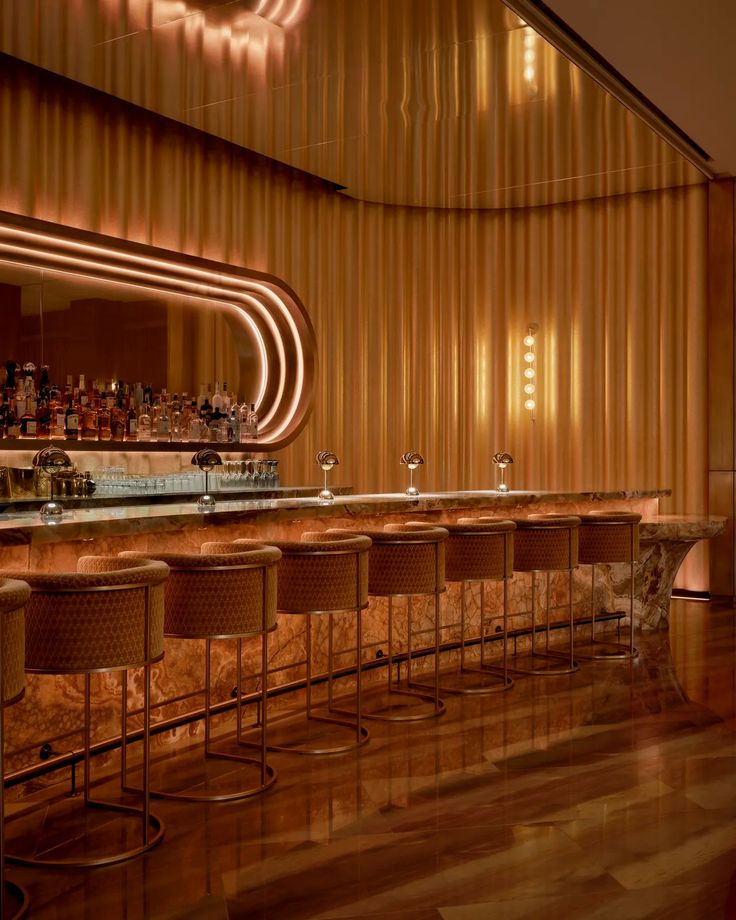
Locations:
4;361;17;396
35;397;51;438
200;396;213;425
39;365;50;399
228;405;240;443
6;400;19;439
247;403;258;440
137;401;152;442
97;399;112;441
111;400;126;441
222;382;231;411
156;393;171;442
180;400;192;442
19;401;37;438
81;401;98;440
125;400;138;442
189;404;203;442
64;396;79;440
0;397;7;438
134;382;144;407
239;403;251;443
196;383;207;410
211;382;223;413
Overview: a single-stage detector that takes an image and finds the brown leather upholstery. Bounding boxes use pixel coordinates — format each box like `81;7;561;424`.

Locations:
330;523;448;597
503;514;580;572
576;512;641;564
121;544;281;638
0;558;170;674
0;577;29;705
235;533;370;615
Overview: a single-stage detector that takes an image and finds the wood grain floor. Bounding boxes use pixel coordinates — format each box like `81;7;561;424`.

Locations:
6;599;736;919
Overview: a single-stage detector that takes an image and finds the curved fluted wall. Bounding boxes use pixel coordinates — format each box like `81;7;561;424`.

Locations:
0;58;708;587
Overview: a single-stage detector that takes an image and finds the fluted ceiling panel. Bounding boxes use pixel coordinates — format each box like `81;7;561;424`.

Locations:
0;0;705;208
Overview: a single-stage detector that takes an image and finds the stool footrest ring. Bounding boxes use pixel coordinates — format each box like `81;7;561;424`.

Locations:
574;641;639;661
416;665;514;695
6;799;164;868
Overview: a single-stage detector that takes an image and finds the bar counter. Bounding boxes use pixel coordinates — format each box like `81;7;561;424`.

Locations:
0;487;723;791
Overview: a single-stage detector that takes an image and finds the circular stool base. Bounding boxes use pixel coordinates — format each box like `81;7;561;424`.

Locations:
142;756;277;803
362;687;446;722
7;800;165;869
574;642;639;662
268;712;369;755
4;879;30;920
509;653;580;676
434;667;514;695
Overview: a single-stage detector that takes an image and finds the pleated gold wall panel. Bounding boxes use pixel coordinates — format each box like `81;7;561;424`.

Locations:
0;59;708;588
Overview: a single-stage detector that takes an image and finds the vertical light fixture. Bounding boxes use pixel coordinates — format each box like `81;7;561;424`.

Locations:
523;324;538;421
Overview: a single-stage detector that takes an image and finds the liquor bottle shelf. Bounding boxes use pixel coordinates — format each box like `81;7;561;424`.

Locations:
0;438;267;453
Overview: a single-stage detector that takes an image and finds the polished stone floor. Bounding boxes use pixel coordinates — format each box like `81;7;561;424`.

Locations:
7;598;736;919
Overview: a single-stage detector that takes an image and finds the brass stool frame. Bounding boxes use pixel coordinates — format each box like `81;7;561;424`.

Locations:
575;517;639;662
0;579;30;920
334;527;447;722
8;580;165;869
508;518;580;677
122;555;278;803
268;537;370;755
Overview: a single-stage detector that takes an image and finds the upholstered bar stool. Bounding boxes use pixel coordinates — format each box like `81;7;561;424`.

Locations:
121;544;280;801
220;533;371;755
487;514;580;676
0;578;30;920
575;512;641;660
329;523;448;721
0;557;168;868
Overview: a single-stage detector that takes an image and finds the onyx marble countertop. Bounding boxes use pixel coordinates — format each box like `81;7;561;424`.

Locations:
0;488;673;546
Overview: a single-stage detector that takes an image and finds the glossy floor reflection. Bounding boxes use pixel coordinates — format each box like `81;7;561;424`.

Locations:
8;599;736;919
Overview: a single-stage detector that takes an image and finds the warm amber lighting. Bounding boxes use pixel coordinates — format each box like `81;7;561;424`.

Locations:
523;324;538;421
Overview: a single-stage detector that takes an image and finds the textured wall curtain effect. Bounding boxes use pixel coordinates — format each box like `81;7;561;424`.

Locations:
0;61;708;586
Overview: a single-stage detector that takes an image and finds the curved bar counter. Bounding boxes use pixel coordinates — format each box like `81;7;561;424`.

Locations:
0;487;723;794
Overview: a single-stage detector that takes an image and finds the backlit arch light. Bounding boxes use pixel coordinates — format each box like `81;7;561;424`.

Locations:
0;215;316;450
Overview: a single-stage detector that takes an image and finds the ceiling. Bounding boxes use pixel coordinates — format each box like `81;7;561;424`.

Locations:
0;0;706;209
544;0;736;178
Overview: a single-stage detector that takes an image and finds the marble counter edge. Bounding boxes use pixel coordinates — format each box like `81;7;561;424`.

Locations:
0;488;673;546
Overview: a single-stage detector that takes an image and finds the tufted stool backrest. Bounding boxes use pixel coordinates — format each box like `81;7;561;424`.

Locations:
329;523;448;597
250;533;371;615
508;514;581;572
576;512;641;565
122;544;281;638
0;578;29;705
0;558;170;674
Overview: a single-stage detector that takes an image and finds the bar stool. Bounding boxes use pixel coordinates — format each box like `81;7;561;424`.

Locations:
0;578;30;920
575;512;641;660
220;532;371;755
121;544;281;801
329;523;448;721
0;556;168;868
487;514;580;676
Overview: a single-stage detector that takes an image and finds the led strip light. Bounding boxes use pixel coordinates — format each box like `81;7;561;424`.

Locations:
0;218;316;448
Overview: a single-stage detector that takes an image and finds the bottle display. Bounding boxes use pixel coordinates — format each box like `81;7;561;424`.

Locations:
0;360;263;445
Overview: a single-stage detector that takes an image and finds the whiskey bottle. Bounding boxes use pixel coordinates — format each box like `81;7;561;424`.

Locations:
111;399;126;441
64;397;79;440
81;403;98;440
125;400;138;442
97;399;112;441
19;401;37;438
35;397;51;438
6;400;19;439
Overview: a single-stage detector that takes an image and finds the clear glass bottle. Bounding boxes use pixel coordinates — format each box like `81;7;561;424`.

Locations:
247;403;258;440
125;399;138;442
239;403;251;443
138;401;152;442
156;393;171;442
211;381;223;413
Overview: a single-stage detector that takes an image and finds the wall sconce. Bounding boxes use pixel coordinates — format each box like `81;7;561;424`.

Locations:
192;448;223;511
492;452;513;493
33;447;72;520
523;323;538;420
316;450;339;502
400;451;425;497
